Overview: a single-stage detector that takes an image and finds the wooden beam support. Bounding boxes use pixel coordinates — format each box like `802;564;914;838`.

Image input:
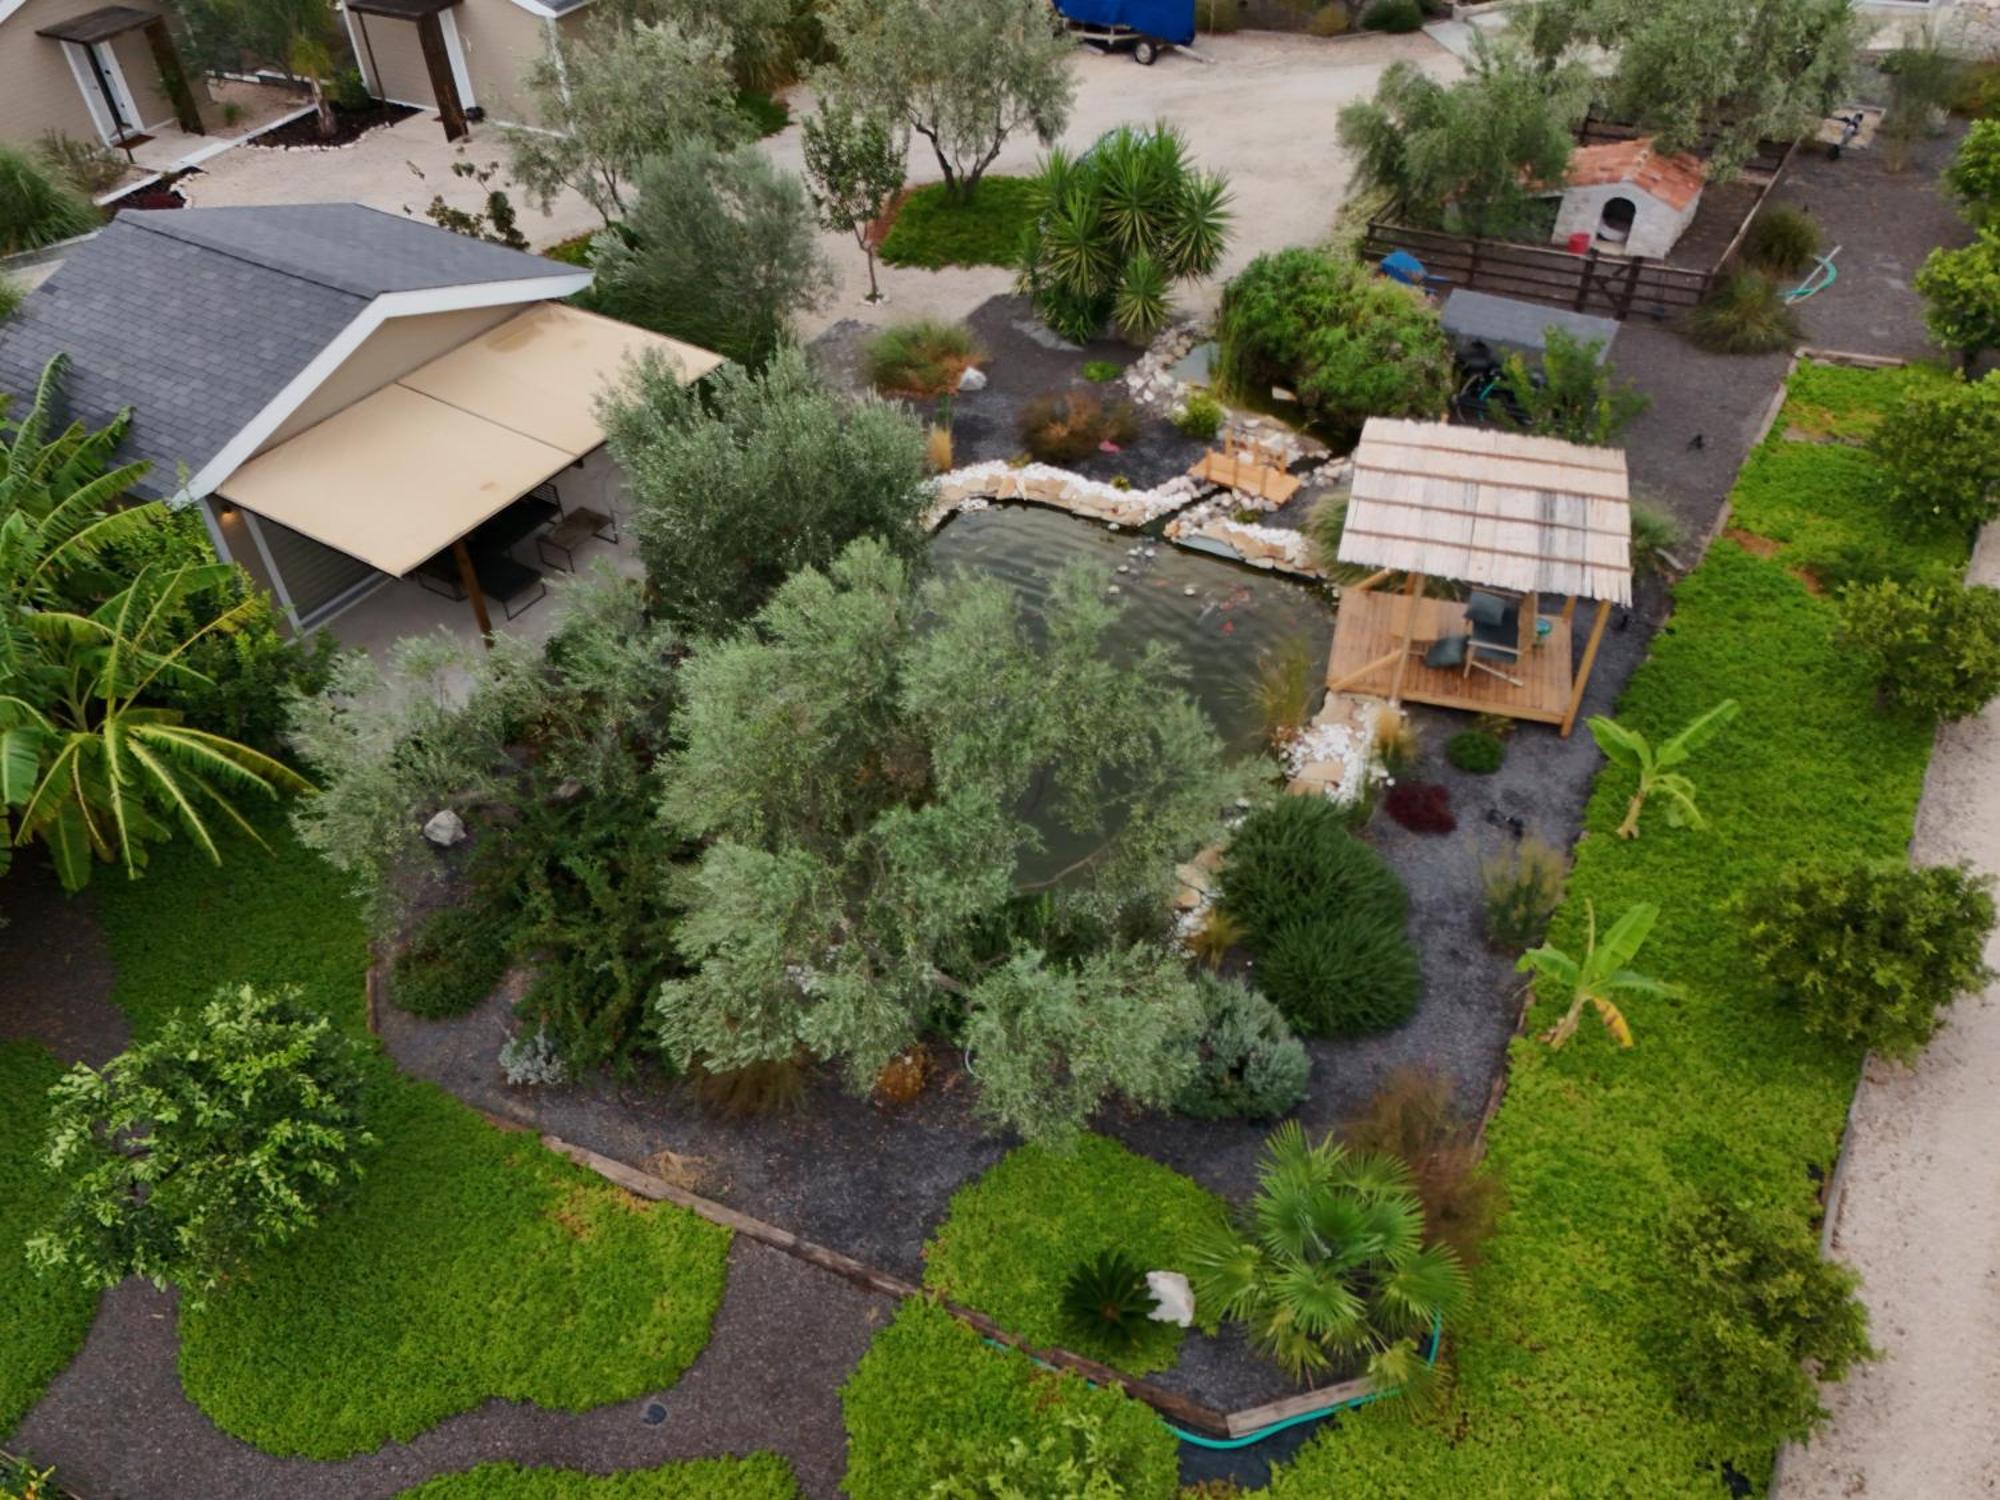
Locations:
1383;570;1424;705
143;19;205;134
418;12;469;141
1560;593;1578;624
452;538;493;646
1560;598;1611;737
1325;646;1405;695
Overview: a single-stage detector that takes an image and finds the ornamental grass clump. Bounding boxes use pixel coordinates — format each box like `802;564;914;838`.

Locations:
1743;206;1822;278
1189;1122;1466;1388
1685;270;1802;355
1742;859;1996;1058
1341;1066;1503;1265
0;144;95;256
864;318;985;400
1480;835;1567;953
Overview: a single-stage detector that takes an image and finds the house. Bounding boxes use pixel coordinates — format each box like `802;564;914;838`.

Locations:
1550;139;1707;261
0;0;208;153
0;203;721;636
338;0;586;140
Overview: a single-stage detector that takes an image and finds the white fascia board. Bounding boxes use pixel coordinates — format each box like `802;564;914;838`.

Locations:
0;0;29;26
507;0;589;20
178;270;592;501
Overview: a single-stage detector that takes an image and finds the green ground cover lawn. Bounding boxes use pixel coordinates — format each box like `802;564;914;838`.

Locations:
841;1300;1180;1500
922;1135;1225;1374
396;1456;800;1499
878;177;1035;270
1251;364;1959;1492
0;1042;100;1439
87;818;731;1460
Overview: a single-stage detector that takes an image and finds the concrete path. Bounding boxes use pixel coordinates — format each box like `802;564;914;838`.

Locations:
1777;521;2000;1499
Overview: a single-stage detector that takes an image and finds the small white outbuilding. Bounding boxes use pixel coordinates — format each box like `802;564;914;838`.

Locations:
1551;139;1708;261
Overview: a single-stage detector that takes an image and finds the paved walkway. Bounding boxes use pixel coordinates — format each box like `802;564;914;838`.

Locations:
1777;522;2000;1499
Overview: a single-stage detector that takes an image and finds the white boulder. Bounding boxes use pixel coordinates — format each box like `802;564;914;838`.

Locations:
422;809;467;848
1146;1270;1195;1327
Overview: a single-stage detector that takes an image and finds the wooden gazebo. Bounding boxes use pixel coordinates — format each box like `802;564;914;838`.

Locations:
1324;418;1632;737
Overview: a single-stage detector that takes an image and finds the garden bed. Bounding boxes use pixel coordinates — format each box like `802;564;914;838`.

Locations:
247;101;418;150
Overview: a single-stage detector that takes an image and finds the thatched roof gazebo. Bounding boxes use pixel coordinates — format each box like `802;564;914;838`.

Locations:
1324;418;1632;736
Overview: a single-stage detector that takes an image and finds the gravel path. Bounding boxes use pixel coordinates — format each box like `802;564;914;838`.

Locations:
1775;521;2000;1500
12;1238;881;1500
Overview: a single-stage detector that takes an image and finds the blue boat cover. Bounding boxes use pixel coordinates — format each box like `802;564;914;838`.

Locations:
1056;0;1196;46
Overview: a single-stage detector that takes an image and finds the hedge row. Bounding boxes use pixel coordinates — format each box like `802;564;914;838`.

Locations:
1261;363;1953;1492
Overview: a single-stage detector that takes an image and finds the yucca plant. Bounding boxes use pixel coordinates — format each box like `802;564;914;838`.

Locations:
1189;1122;1466;1388
1060;1248;1155;1350
1517;899;1674;1050
1019;125;1233;342
1587;699;1739;839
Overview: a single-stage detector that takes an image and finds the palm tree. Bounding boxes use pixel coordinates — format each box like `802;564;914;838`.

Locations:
1517;900;1675;1050
1188;1122;1466;1389
4;562;310;890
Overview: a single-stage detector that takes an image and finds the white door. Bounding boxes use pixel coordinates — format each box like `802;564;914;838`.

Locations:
62;38;144;145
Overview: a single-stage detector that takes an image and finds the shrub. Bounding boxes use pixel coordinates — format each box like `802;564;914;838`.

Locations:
1172;973;1310;1120
37;130;126;195
1174;388;1226;440
1493;326;1649;446
0;273;20;321
1061;1249;1154;1350
1017;389;1139;463
1341;1066;1503;1264
1742;859;1995;1058
1944;118;2000;228
392;902;513;1019
841;1302;1179;1500
1195;0;1241;31
1658;1194;1873;1449
1189;1123;1465;1386
864;318;985;400
1248;636;1316;747
0;143;96;255
0;1455;57;1500
1260;910;1421;1036
1083;359;1123;382
877;176;1037;270
1480;835;1567;953
1361;0;1423;31
1219;796;1409;939
1385;779;1456;833
1446;729;1505;773
1629;498;1684;580
394;1456;801;1499
1215;247;1454;437
1916;230;2000;371
29;986;376;1303
1840;576;2000;722
1742;206;1822;278
1184;905;1243;969
923;1137;1225;1373
1869;370;2000;535
1019;125;1232;342
1685;269;1802;355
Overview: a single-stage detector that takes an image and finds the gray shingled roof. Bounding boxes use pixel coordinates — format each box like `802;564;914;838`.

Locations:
0;205;582;500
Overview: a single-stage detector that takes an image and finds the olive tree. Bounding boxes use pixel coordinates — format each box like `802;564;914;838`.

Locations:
653;539;1243;1128
801;96;908;303
588;140;833;369
601;344;931;634
29;985;375;1302
507;17;741;225
818;0;1075;202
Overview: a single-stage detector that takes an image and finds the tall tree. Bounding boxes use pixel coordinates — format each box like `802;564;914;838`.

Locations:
653;539;1242;1105
801;96;908;303
507;16;742;225
601;344;930;634
588;140;833;368
819;0;1075;203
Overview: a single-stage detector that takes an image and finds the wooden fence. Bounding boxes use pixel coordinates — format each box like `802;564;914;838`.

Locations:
1359;221;1714;321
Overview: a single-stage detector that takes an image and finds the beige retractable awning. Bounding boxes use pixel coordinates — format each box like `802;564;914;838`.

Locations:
217;303;720;578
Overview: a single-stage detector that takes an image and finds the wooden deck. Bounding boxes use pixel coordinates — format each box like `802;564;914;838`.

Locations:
1326;590;1576;724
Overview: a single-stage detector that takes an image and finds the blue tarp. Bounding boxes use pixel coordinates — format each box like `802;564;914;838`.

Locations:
1055;0;1196;46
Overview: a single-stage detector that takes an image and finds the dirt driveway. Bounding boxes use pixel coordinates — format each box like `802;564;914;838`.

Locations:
770;29;1460;336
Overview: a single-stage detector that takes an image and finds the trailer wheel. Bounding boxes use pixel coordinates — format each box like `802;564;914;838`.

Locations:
1133;38;1160;64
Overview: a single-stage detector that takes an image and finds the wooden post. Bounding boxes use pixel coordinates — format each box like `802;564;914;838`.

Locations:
417;12;468;141
1559;598;1611;736
144;19;205;134
1561;593;1578;624
1384;571;1424;705
452;538;493;646
1574;249;1597;313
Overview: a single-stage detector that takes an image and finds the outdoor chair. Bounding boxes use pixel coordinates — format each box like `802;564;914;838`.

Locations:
536;507;619;572
1464;590;1527;687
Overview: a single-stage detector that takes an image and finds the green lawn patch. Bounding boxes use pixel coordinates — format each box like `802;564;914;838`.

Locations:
878;177;1034;270
841;1300;1180;1500
923;1135;1225;1374
0;1042;99;1439
1251;363;1958;1490
89;814;731;1460
396;1456;800;1499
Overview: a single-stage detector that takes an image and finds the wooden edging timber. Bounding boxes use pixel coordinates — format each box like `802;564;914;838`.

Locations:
539;1132;1386;1442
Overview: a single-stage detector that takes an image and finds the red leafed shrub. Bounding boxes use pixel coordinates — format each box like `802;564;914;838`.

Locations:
1385;780;1456;834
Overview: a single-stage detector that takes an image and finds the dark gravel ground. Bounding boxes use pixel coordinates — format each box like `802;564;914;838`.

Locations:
0;857;128;1068
11;1239;881;1500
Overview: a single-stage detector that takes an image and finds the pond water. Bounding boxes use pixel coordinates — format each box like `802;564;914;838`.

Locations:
928;503;1333;758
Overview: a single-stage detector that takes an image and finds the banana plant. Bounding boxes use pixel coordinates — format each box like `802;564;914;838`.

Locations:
5;562;310;891
1587;699;1739;839
1517;900;1675;1050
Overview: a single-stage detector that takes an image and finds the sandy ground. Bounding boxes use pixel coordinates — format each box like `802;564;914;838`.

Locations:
769;30;1460;338
1776;520;2000;1499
